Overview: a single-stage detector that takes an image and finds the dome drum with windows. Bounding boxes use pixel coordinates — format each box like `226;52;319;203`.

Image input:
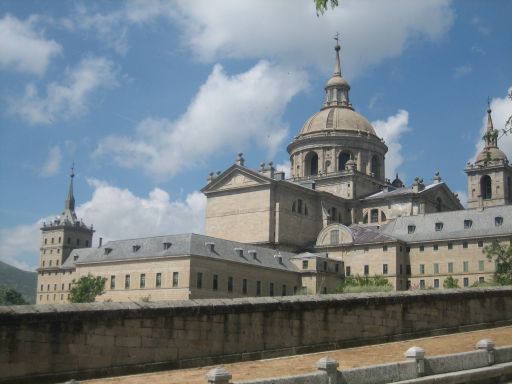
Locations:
287;39;387;182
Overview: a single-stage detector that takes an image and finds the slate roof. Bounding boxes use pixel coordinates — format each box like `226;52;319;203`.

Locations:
64;233;300;272
381;205;512;243
363;182;441;200
349;224;399;244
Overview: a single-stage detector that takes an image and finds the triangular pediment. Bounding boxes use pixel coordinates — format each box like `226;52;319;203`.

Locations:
201;165;273;194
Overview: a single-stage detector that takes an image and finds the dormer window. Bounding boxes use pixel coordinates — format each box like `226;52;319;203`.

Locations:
132;245;141;252
435;222;443;232
248;250;257;259
234;247;244;257
205;242;215;252
163;242;172;250
408;225;416;234
464;220;473;229
495;216;503;226
74;255;79;261
104;247;112;255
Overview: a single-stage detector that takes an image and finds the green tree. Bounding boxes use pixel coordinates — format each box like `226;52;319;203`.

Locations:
69;274;107;303
443;275;459;289
0;287;28;305
315;0;339;15
334;275;392;293
484;240;512;285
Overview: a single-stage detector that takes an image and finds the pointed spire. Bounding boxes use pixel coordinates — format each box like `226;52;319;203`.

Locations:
333;32;341;76
484;99;498;148
322;34;351;110
64;163;75;212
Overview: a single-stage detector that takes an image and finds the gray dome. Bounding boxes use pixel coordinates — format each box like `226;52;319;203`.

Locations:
476;147;508;164
299;107;376;136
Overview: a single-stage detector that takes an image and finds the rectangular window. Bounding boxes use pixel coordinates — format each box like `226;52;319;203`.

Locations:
228;276;233;292
448;262;454;273
448;242;453;250
406;247;411;253
419;245;424;252
269;282;274;296
212;274;218;290
400;264;403;275
463;241;468;249
420;280;425;289
242;278;247;294
335;263;339;273
346;266;351;276
125;274;130;289
370;209;379;223
434;279;439;288
256;281;261;296
383;245;388;252
463;261;469;272
406;265;411;275
420;264;425;275
364;265;369;275
140;273;146;288
196;272;203;289
478;260;484;272
433;244;439;251
479;276;485;283
110;275;116;289
302;260;308;269
434;263;439;274
383;264;388;275
172;272;179;287
330;230;339;245
323;261;327;271
156;273;162;288
478;240;484;248
463;277;469;287
282;284;287;296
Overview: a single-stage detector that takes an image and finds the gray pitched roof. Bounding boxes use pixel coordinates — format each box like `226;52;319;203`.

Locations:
65;233;299;272
364;182;444;200
349;224;398;244
381;205;512;243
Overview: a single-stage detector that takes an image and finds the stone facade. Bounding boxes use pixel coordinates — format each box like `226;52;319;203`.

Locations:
35;40;511;304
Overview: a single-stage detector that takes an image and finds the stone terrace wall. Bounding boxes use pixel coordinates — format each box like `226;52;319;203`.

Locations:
1;288;511;383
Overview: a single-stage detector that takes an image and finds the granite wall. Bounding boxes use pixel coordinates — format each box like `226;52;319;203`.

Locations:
1;287;511;383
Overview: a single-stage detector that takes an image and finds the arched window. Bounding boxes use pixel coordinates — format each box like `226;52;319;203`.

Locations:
305;152;318;176
481;175;492;200
370;209;379;223
292;201;296;212
338;152;351;171
371;155;380;179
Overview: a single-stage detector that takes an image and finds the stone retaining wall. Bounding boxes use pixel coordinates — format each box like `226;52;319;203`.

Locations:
1;287;511;383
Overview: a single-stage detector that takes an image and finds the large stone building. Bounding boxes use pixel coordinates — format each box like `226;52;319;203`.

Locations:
36;41;511;304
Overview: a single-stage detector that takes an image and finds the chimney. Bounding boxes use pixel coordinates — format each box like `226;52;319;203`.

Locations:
98;237;103;247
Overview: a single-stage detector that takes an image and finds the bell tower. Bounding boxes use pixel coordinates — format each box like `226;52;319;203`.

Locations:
465;104;512;209
36;166;94;304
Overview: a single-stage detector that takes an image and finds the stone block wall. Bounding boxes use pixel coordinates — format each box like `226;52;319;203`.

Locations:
1;287;511;383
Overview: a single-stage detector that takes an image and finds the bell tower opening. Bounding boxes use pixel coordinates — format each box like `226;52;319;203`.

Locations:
481;175;492;200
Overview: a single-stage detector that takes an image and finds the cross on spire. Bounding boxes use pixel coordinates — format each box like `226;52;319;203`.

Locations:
70;162;75;178
334;32;340;45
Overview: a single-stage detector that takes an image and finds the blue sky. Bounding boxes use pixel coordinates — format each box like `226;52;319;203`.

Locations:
0;0;511;270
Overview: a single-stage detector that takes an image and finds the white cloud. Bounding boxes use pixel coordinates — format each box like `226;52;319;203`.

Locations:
453;64;472;79
74;0;453;78
276;160;291;179
40;145;62;177
0;14;62;75
372;110;410;179
169;0;453;77
0;180;206;271
471;87;512;163
9;56;118;125
94;61;308;179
